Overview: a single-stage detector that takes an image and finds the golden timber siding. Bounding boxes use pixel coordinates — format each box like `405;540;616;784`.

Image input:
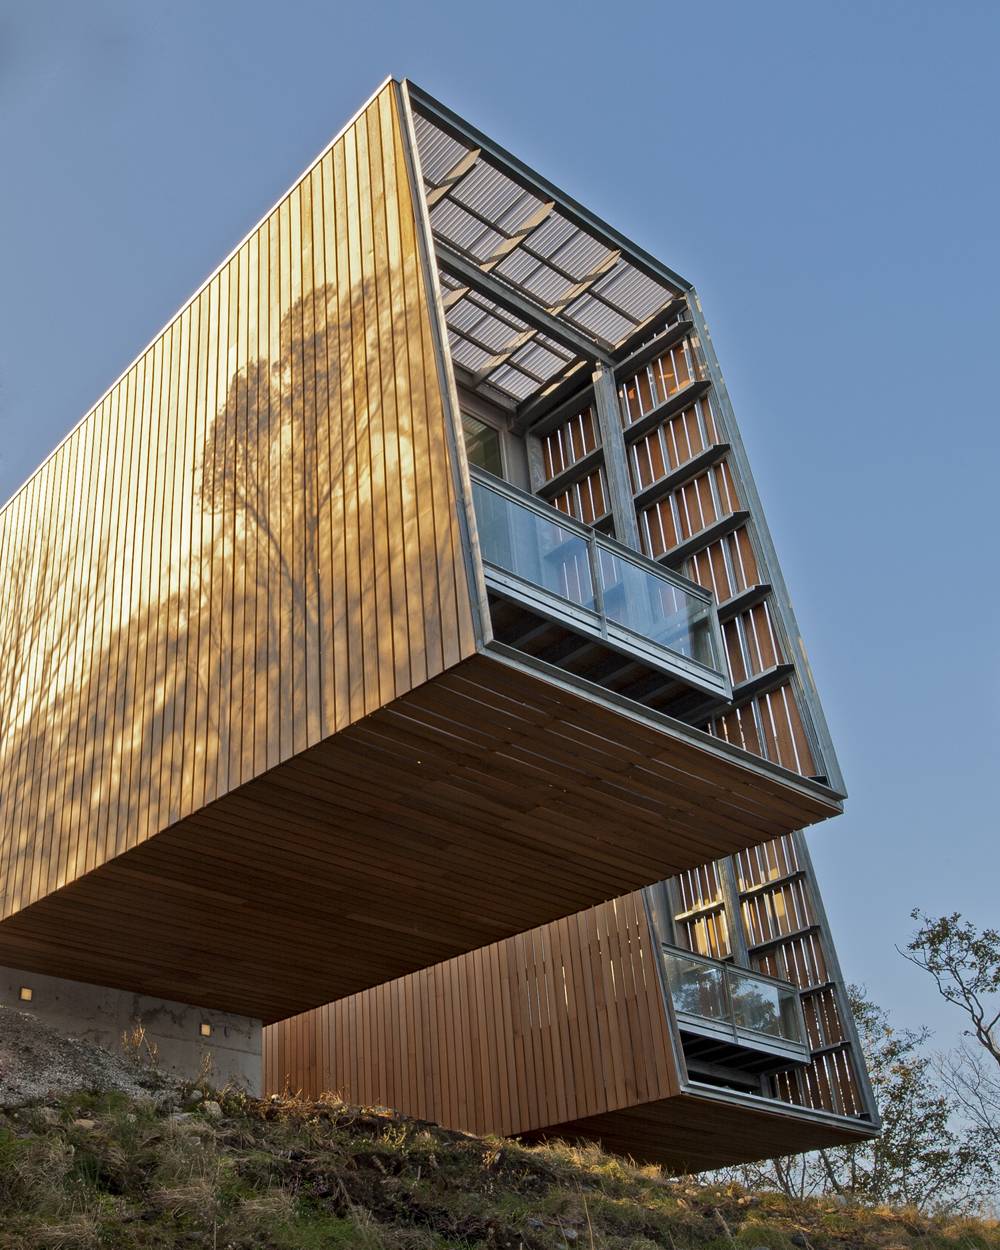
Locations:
0;83;475;924
264;893;680;1137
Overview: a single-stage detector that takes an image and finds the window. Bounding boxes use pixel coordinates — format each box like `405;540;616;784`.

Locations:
628;396;719;492
638;461;740;559
551;468;609;526
462;413;503;476
618;337;701;426
541;405;599;480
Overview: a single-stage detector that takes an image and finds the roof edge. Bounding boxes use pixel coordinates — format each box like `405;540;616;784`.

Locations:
1;74;401;517
405;79;694;298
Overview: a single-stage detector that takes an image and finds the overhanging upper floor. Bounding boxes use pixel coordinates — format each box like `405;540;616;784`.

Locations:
404;78;845;794
263;889;878;1172
0;77;846;1025
0;651;841;1023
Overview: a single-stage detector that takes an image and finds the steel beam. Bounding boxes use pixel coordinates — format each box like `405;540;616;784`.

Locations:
685;292;845;796
406;81;692;297
591;362;641;548
435;241;614;364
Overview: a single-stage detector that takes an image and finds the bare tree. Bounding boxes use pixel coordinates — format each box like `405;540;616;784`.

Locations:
935;1043;1000;1154
901;912;1000;1168
900;912;1000;1067
709;988;996;1215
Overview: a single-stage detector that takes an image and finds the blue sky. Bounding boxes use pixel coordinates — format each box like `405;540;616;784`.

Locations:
1;1;997;1050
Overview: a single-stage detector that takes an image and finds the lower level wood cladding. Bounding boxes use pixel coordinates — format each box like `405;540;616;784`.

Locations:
264;894;678;1135
263;888;875;1170
0;653;838;1023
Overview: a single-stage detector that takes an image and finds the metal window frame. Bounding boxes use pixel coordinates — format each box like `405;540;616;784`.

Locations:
644;887;878;1131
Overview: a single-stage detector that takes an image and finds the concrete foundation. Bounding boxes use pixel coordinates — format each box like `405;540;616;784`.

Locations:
1;966;262;1094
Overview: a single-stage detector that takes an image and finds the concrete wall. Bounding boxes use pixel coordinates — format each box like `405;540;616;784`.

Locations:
1;965;261;1093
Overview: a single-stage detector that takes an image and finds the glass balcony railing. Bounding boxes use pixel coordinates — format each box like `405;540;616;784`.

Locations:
470;470;730;699
661;945;809;1066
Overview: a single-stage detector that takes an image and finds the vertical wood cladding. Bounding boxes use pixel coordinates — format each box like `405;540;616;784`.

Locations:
263;860;870;1149
614;333;821;782
674;834;867;1118
264;893;680;1136
733;836;864;1117
0;84;475;925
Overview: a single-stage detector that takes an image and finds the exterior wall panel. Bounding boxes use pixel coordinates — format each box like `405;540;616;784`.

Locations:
264;851;875;1164
264;893;680;1137
0;83;475;927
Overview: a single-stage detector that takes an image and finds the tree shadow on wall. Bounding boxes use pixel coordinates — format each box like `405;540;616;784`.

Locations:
0;274;458;920
199;277;458;747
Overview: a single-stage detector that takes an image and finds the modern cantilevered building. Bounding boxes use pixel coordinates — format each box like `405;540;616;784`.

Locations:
0;77;877;1160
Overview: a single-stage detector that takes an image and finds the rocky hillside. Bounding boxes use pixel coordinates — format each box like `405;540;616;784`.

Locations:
0;1007;997;1249
0;1006;167;1109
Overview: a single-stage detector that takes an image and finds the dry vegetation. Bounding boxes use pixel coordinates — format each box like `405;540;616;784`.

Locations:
0;1087;996;1250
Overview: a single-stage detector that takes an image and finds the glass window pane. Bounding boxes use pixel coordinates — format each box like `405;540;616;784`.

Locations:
662;951;730;1023
463;413;503;476
730;970;804;1044
472;481;595;611
598;548;716;668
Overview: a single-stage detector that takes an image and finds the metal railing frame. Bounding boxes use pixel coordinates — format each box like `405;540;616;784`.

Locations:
660;942;810;1060
470;467;731;700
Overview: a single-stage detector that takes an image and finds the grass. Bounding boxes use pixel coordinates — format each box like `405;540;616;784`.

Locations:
0;1087;995;1248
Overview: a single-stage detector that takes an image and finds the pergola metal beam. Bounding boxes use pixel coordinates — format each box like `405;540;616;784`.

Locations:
546;249;622;319
511;363;592;434
435;241;614;365
433;168;639;335
480;199;555;271
442;274;574;391
591;362;641;549
459;205;629;333
407;80;692;297
424;146;482;208
613;303;693;377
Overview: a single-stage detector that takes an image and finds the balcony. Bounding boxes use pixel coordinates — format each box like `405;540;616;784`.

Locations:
661;946;810;1079
471;469;731;712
